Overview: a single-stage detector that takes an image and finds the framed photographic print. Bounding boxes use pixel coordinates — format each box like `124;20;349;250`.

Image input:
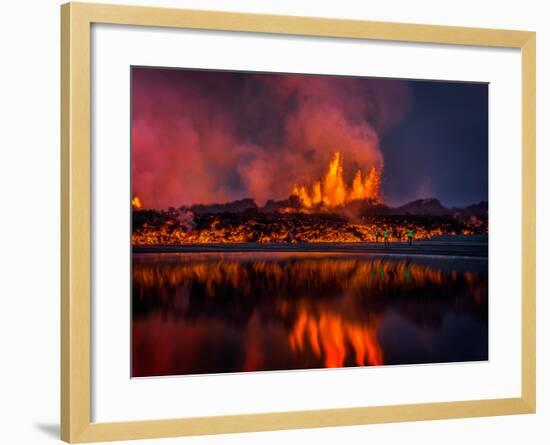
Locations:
61;2;536;443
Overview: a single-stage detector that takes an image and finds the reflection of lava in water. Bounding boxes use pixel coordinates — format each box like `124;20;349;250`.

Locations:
133;254;464;298
132;252;488;376
288;308;383;367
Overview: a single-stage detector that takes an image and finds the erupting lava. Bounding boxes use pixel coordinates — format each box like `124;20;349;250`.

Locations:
292;152;381;209
131;149;487;245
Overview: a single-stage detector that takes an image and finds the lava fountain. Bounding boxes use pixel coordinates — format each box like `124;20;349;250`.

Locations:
291;152;381;209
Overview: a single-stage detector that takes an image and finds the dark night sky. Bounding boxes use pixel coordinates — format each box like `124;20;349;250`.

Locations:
381;81;488;207
132;68;488;209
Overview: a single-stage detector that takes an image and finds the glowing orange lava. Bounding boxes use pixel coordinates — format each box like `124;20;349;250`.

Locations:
292;152;381;209
288;309;383;367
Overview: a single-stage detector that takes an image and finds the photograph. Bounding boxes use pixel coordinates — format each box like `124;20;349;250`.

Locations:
131;67;489;377
0;0;542;442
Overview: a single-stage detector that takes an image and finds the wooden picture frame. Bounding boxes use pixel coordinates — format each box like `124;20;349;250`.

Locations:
61;2;536;442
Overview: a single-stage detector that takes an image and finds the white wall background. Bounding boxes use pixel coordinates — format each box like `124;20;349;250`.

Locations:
0;0;546;444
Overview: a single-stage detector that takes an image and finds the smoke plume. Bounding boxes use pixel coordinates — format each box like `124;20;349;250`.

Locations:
132;68;411;209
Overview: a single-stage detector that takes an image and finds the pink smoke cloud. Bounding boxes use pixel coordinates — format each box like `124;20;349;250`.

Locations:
132;68;411;209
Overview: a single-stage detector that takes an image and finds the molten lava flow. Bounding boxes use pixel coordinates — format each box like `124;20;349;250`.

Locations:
132;196;142;209
292;152;381;209
132;211;477;245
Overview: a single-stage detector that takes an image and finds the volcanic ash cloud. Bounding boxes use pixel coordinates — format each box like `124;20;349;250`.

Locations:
132;69;411;209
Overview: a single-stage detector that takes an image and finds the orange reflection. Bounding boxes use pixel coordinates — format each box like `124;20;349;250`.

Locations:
289;309;383;367
133;253;484;301
132;253;488;376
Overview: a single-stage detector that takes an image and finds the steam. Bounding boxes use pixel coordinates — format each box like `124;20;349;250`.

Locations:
177;209;195;232
132;69;411;209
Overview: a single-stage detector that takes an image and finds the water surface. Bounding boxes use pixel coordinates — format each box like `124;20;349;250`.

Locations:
132;252;488;377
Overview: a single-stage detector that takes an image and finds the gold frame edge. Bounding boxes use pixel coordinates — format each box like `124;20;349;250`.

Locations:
60;2;536;442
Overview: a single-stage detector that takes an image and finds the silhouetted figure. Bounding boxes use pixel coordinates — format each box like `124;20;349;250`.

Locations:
407;228;414;246
383;228;390;247
375;229;381;243
392;228;398;241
